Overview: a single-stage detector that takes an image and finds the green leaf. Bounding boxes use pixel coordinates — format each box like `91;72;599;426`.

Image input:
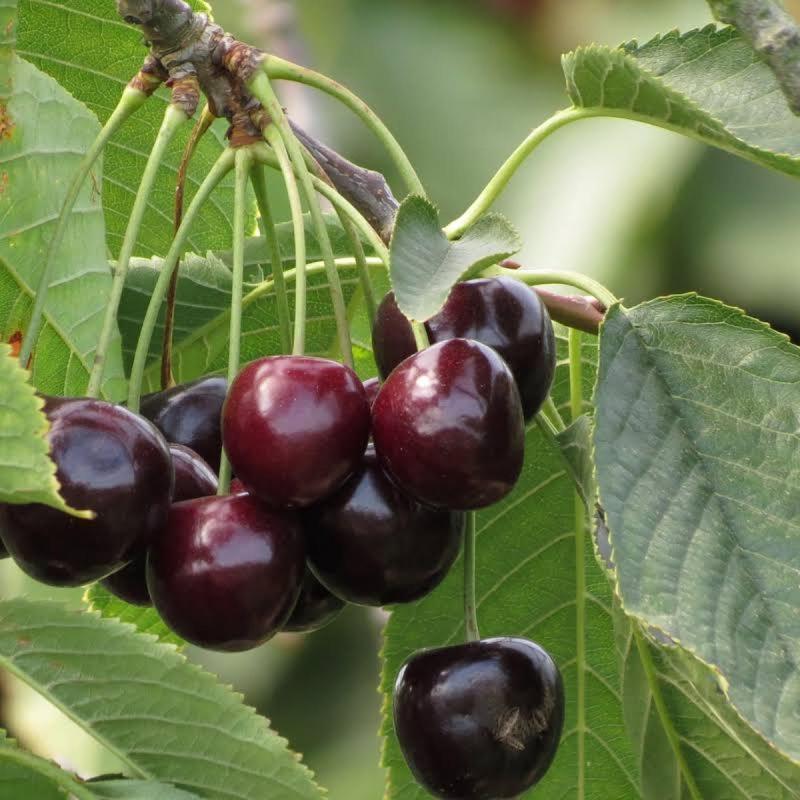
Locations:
0;598;325;800
615;610;800;799
594;294;800;763
382;330;643;799
16;0;249;259
0;342;89;516
84;583;183;648
555;414;594;508
563;26;800;178
389;196;520;322
0;56;126;399
88;779;202;799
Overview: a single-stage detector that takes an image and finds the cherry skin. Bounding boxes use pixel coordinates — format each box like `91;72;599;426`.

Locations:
101;444;218;606
304;448;464;606
147;493;305;651
282;569;346;633
394;637;564;800
223;356;371;509
0;398;173;587
372;279;556;419
372;339;525;510
140;376;227;471
362;377;381;408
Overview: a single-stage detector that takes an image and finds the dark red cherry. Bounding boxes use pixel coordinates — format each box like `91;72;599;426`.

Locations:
0;398;173;587
363;377;381;408
372;339;524;510
229;478;248;495
140;376;227;471
394;638;564;800
223;356;370;509
282;569;346;633
147;494;305;650
101;444;218;606
373;280;556;418
305;449;463;606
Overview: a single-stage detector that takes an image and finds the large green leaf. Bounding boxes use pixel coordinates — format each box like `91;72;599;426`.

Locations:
389;196;520;322
0;343;88;516
595;295;800;764
381;330;644;800
563;26;800;178
15;0;247;259
0;598;325;800
615;612;800;799
0;55;126;399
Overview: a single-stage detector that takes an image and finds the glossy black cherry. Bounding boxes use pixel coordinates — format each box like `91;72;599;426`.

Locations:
282;569;346;633
394;637;564;800
372;279;557;418
101;444;218;606
140;376;227;471
147;493;305;650
372;339;524;510
223;356;370;509
0;398;173;587
304;448;464;606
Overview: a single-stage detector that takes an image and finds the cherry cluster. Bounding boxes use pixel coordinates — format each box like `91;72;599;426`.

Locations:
0;276;564;799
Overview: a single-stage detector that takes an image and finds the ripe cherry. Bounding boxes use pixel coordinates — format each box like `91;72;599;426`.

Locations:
223;356;370;509
372;339;524;510
140;376;227;471
101;444;218;606
372;278;556;418
394;638;564;800
362;377;381;408
282;569;346;633
147;493;305;650
304;448;464;606
0;398;173;587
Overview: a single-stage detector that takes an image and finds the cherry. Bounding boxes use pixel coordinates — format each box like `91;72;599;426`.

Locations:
363;377;381;408
101;444;218;606
282;569;346;633
394;638;564;800
372;339;525;510
147;493;305;650
304;448;464;606
223;356;370;509
140;376;227;471
0;398;173;587
372;279;556;418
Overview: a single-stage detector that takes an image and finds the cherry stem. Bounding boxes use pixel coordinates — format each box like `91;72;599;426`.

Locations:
249;72;355;369
162;105;215;391
494;266;618;312
127;148;237;412
19;87;149;373
443;107;592;240
86;103;187;399
263;54;425;197
218;148;253;496
263;128;308;356
464;511;480;643
250;166;293;353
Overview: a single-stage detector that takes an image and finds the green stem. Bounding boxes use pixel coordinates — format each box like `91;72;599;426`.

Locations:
464;511;480;642
250;166;293;353
19;86;148;370
569;329;583;423
218;148;253;495
444;107;591;239
633;627;704;800
86;104;187;399
497;266;618;310
263;54;425;196
251;143;389;262
263;129;308;356
412;322;430;351
250;72;354;368
343;213;378;326
0;748;96;800
127;148;236;412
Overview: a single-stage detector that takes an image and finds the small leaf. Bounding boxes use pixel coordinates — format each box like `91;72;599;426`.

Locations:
595;294;800;763
389;196;520;322
555;414;594;508
563;26;800;178
0;599;325;800
0;342;90;517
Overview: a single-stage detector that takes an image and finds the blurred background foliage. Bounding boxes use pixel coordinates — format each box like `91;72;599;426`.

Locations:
2;1;799;797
